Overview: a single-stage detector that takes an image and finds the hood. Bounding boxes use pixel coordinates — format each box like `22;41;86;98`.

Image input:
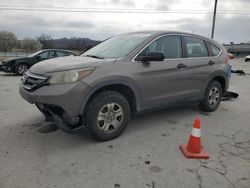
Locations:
29;56;116;75
3;57;29;63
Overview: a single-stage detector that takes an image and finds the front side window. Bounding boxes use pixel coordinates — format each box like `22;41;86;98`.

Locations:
139;35;182;59
184;36;208;58
82;33;152;59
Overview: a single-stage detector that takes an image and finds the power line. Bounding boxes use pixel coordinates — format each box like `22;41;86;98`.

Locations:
0;6;250;14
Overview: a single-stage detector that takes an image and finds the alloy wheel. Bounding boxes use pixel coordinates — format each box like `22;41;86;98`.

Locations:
97;103;124;133
17;65;28;75
208;87;220;107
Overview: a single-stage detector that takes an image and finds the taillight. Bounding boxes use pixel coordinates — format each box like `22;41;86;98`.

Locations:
227;53;234;63
226;55;229;64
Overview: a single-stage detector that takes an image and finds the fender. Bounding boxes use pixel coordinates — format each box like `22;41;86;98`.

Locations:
203;69;229;94
78;76;142;115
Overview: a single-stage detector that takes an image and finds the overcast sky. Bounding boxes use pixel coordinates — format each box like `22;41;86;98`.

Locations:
0;0;250;43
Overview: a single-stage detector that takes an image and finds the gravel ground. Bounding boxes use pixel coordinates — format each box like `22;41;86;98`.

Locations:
0;58;249;188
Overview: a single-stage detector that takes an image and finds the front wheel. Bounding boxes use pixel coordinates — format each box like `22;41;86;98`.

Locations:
199;80;222;112
15;63;29;75
85;91;131;141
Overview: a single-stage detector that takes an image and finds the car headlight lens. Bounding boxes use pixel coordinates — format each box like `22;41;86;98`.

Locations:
47;67;95;85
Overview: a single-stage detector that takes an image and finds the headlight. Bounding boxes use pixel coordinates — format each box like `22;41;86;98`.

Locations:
47;67;95;85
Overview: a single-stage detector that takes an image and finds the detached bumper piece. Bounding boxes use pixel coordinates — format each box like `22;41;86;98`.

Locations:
221;91;239;101
36;104;84;133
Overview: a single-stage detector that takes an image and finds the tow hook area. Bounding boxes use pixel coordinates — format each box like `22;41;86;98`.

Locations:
36;103;84;134
45;108;84;133
222;91;239;101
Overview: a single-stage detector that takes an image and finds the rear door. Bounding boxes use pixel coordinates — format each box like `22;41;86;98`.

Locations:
135;35;189;108
182;36;219;98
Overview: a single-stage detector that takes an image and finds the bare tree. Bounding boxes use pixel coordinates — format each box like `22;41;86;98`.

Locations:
21;38;42;55
37;33;53;49
0;31;17;54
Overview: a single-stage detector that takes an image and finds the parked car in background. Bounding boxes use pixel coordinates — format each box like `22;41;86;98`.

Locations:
0;49;77;75
245;55;250;62
19;31;230;141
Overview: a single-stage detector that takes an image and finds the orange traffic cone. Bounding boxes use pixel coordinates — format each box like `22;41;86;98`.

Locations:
180;118;209;159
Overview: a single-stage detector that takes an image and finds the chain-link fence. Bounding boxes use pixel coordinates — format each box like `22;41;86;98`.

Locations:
0;51;32;60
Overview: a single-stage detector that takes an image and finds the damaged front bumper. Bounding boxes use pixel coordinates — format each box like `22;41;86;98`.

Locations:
36;103;83;133
19;79;92;133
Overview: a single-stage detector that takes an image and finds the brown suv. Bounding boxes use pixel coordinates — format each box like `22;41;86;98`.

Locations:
19;31;230;141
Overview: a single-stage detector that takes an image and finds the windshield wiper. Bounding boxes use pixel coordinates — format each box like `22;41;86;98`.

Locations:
85;55;104;59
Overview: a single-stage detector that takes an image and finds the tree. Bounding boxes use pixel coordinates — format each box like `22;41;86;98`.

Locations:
37;33;53;49
21;38;42;54
0;31;17;53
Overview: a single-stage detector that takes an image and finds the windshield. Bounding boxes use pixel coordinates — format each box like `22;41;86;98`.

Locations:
82;33;152;59
27;50;43;57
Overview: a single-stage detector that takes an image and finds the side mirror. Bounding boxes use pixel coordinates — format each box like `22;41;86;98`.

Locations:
136;52;165;62
36;55;41;60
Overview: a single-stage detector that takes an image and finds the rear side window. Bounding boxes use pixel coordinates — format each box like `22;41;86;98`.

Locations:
56;51;72;57
207;42;221;56
183;36;208;58
140;35;182;59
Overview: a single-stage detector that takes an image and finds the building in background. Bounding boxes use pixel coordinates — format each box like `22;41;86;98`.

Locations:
223;43;250;57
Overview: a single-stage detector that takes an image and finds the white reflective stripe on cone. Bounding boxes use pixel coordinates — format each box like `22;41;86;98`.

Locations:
191;128;201;137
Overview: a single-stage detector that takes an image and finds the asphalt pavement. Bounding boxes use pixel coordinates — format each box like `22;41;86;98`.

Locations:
0;58;249;188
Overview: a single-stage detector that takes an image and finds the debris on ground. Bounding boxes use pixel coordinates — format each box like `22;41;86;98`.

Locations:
37;122;58;133
222;91;239;101
114;183;121;188
231;69;250;75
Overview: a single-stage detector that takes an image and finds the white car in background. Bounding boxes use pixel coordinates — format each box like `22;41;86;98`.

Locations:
245;55;250;62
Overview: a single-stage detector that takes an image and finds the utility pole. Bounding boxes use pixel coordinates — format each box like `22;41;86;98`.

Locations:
211;0;218;38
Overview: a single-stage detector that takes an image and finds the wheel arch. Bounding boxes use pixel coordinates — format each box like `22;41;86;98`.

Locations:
79;80;141;116
212;76;226;93
206;71;228;94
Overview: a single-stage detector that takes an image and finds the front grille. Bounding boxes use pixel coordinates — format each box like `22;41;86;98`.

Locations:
21;71;48;91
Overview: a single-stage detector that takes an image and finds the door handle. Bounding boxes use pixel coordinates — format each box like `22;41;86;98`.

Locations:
177;63;187;69
208;60;215;65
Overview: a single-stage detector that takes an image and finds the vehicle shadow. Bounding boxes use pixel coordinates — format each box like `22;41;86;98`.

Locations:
1;104;206;154
127;104;200;133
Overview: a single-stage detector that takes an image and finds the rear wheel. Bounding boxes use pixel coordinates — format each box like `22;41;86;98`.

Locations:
199;80;222;112
85;91;131;141
15;63;29;75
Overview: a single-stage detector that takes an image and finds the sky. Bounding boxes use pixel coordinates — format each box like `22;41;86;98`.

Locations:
0;0;250;43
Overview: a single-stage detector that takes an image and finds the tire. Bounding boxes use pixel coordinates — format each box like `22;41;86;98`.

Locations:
199;80;222;112
245;58;249;62
15;63;29;75
85;91;131;141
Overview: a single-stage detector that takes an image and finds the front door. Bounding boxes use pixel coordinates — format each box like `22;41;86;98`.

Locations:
135;35;189;108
